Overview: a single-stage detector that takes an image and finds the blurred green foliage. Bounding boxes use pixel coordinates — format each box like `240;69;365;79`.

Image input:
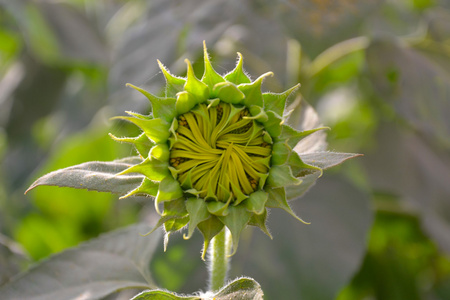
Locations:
1;0;450;299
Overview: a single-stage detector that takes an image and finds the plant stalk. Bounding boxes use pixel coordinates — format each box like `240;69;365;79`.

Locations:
208;227;231;291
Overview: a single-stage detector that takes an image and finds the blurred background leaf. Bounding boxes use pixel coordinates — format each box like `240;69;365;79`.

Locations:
1;0;450;299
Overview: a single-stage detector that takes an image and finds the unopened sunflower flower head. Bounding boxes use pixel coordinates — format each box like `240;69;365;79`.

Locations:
111;42;338;259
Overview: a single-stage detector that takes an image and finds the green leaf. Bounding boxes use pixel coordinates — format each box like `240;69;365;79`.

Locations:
218;205;252;256
271;141;290;165
263;83;300;116
262;111;282;138
126;83;177;123
184;59;209;103
267;165;302;188
0;224;161;300
25;157;144;195
131;289;200;300
133;277;263;300
201;41;225;91
184;198;210;239
197;216;224;260
109;132;154;158
146;198;188;236
266;187;309;224
248;209;272;238
176;91;200;115
212;82;245;104
224;52;251;84
121;178;159;199
299;152;362;170
238;72;273;108
243;190;268;215
213;277;264;300
156;177;183;203
277;125;329;149
157;59;186;97
119;157;169;181
286;172;322;201
114;116;171;144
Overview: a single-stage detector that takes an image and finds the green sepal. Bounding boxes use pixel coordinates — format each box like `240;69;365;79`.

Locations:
277;125;330;149
266;187;309;224
258;172;269;190
288;151;323;177
141;197;187;236
108;132;154;158
267;165;302;187
224;52;251;84
245;105;268;123
230;181;248;205
198;216;224;260
248;208;272;239
117;157;169;181
271;141;290;165
180;168;194;189
164;216;190;233
207;98;221;108
243;190;268;215
263;83;300;116
262;111;283;138
262;131;273;144
184;197;210;239
202;42;225;90
150;143;170;162
219;205;252;256
212;82;245;104
156;176;184;203
238;72;273;108
124;111;152;120
126;83;177;122
176;91;201;115
120;178;159;199
207;196;232;217
184;59;209;103
114;116;170;144
164;216;190;250
157;60;186;97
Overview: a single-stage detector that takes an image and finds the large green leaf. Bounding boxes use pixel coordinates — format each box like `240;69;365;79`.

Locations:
131;277;263;300
26;157;143;195
0;223;161;300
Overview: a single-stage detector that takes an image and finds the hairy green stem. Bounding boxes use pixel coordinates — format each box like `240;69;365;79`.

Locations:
208;228;231;291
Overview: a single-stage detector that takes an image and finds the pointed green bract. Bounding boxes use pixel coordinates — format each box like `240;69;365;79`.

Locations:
224;52;251;84
202;42;226;90
157;60;186;97
198;216;224;260
238;72;273;107
184;197;210;239
109;132;154;158
219;205;252;256
267;165;302;187
263;83;300;116
266;188;309;224
184;59;209;103
126;83;177;122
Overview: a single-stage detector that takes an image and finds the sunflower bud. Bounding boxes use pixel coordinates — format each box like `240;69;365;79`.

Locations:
113;42;331;258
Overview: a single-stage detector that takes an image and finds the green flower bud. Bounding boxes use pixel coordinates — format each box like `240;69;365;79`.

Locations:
114;42;329;258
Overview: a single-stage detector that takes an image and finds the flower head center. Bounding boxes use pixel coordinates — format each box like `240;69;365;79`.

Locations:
170;102;271;202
